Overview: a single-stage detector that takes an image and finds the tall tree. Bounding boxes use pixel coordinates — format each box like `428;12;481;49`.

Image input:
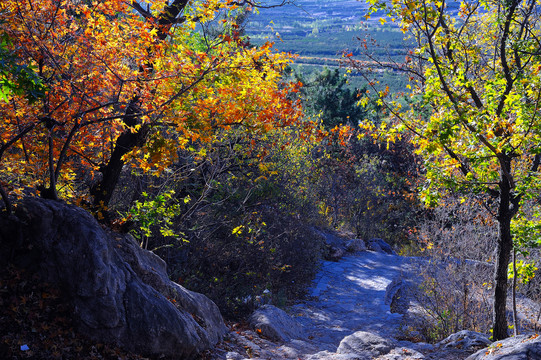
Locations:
360;0;541;340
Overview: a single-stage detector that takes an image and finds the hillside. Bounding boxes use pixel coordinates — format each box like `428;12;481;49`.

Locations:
2;0;541;359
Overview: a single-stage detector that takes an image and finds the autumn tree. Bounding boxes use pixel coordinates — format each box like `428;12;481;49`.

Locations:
359;0;541;340
0;0;301;215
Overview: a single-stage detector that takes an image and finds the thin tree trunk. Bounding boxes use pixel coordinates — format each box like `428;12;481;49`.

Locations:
41;129;59;200
91;98;148;211
493;213;512;340
512;247;518;336
493;159;515;341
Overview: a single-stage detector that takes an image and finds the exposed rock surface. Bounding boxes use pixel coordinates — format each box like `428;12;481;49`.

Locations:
225;352;245;360
211;252;424;359
327;245;347;261
377;347;425;359
367;238;397;255
249;305;305;342
0;197;226;358
210;251;499;359
466;334;541;360
314;228;349;261
345;239;367;253
305;351;367;359
438;330;492;352
337;331;396;358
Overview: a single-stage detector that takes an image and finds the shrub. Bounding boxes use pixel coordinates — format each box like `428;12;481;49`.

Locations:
410;196;496;342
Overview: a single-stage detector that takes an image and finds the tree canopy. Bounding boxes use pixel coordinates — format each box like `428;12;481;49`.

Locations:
0;0;302;213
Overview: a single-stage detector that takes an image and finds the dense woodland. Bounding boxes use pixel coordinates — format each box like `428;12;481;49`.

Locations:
1;0;541;358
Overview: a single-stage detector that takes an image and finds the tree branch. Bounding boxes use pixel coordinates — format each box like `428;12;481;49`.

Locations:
496;0;520;116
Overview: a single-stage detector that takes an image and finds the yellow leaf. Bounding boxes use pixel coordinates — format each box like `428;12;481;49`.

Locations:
232;225;244;235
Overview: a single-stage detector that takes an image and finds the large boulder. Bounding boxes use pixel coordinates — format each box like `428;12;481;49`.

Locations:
248;304;305;342
313;228;348;261
337;331;396;358
367;238;397;255
345;239;367;253
0;197;227;359
327;245;346;261
466;334;541;360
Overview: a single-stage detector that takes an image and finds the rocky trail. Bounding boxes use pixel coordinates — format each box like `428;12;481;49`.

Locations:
209;240;541;360
3;199;539;360
290;252;411;354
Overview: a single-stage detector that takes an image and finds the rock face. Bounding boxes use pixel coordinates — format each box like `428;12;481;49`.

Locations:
0;197;227;358
466;334;541;360
249;305;305;342
313;228;348;261
337;331;396;358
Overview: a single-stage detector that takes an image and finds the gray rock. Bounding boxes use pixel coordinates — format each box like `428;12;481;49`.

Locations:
316;228;348;248
225;352;244;360
367;238;397;255
385;278;403;306
346;239;367;253
466;334;541;360
249;304;305;342
327;245;346;261
305;351;367;360
2;197;226;359
313;228;348;261
438;330;491;351
337;331;396;358
276;339;319;358
378;347;425;359
397;341;435;354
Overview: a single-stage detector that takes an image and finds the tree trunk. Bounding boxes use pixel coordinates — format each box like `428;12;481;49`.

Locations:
90;0;192;213
493;213;512;340
91;99;148;212
493;159;515;341
512;247;518;336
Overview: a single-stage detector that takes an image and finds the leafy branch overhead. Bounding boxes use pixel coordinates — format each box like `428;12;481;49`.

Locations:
0;0;302;213
0;32;46;104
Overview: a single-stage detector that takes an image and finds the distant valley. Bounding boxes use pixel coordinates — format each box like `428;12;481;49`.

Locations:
245;0;410;91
